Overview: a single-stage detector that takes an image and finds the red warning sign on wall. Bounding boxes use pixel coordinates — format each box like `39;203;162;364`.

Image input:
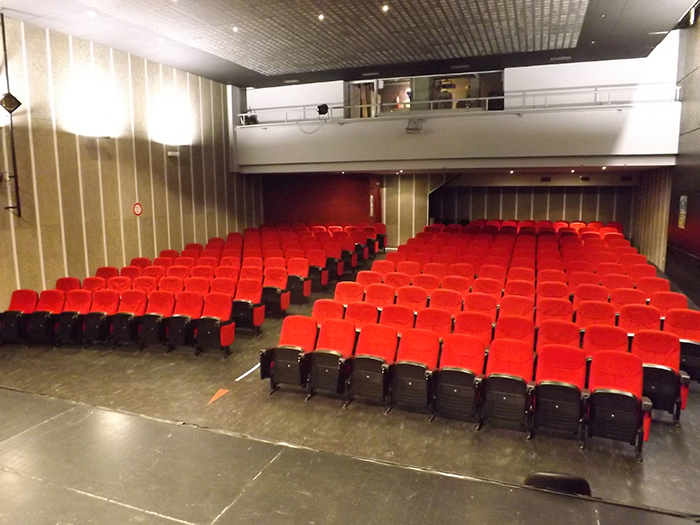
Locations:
133;202;143;216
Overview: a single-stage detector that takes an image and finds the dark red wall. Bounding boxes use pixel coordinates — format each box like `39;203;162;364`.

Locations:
262;173;375;225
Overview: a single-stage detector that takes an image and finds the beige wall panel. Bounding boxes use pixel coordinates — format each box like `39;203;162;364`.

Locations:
548;188;565;221
531;188;548;220
384;174;399;248
79;138;109;273
212;83;228;236
485;188;500;220
616;187;633;235
597;188;616;226
200;78;217;239
179;146;195;246
226;172;238;234
100;139;125;267
147;62;169;253
234;172;246;230
398;173;414;243
580;187;599;223
0;128;17;302
414;175;429;235
516;188;533;220
501;188;517;220
472;188;486;221
190;79;207;244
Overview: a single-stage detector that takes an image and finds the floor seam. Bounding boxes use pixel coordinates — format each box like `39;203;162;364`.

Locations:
0;403;76;447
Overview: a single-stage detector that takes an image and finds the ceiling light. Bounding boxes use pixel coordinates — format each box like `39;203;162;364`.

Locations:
571;169;575;173
602;166;607;170
648;31;669;35
591;40;595;44
158;37;165;44
399;169;403;173
450;64;471;70
382;5;389;12
509;170;514;174
601;14;605;18
87;10;97;19
232;26;239;33
549;56;572;62
283;79;300;84
318;14;325;21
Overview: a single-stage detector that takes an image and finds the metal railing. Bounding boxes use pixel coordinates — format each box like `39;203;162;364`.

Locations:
237;83;681;127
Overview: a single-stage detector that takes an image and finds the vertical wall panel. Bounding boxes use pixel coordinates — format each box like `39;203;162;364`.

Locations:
633;169;671;269
384;174;399;248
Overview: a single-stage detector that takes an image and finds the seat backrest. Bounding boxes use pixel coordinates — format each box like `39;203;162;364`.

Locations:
384;272;412;292
210;277;237;298
315;319;356;358
82;276;106;293
167;265;191;279
239;266;263;281
423;262;449;280
152;257;174;269
191;266;216;280
234;279;263;303
344;301;379;330
536;281;569;301
159;276;184;294
36;289;65;314
355;323;398;363
453;311;493;347
448;262;475;279
278;315;318;352
117;289;148;315
334;281;364;306
620;254;648;268
631;330;680;371
145;291;175;316
589;351;643;397
201;292;233;321
636;277;670;299
107;276;132;293
311;299;345;325
600;273;634;294
132;276;159;296
120;266;142;280
158;250;179;263
64;289;92;314
364;284;396;310
184;243;204;252
508;261;536;275
472;277;502;300
173;291;204;318
130;257;151;269
537;269;567;284
649;292;688;318
197;256;219;269
396;285;428;312
306;249;327;268
395;328;440;368
485;339;534;380
180;249;200;261
535;344;586;389
626;264;657;283
582;325;629;358
535;298;573;326
184;277;211;294
575;300;616;329
412;274;440;294
287;257;309;278
264;256;286;269
242;256;263;269
537;258;565;272
439;333;485;372
536;320;580;350
572;283;608;309
143;265;166;281
566;261;596;275
498;295;535;319
663;309;700;342
415;308;453;339
609;288;646;312
378;304;415;335
200;249;221;262
90;289;120;314
55;277;81;293
463;292;498;322
371;260;395;276
428;289;463;316
618;305;661;334
356;271;383;292
440;276;471;300
396;260;422;277
263;267;289;289
95;266;119;280
175;256;196;269
504;280;535;300
493;315;535;348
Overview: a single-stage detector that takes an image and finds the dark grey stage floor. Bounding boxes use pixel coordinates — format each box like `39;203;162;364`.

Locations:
1;261;699;524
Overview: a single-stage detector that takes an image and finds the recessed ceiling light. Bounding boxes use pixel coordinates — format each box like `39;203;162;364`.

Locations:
648;31;669;35
510;170;514;174
399;169;403;173
158;37;165;44
382;5;389;12
318;14;325;21
232;26;239;33
549;56;572;62
591;40;595;44
87;10;97;18
361;72;380;77
450;64;471;70
602;166;607;170
571;169;575;173
601;14;605;18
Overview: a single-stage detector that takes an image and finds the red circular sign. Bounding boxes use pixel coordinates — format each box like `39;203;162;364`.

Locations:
133;202;143;216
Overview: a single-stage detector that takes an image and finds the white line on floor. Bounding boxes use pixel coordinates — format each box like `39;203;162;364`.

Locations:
235;363;260;382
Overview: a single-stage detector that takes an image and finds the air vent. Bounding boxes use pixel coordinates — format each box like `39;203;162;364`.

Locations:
450;64;471;70
282;79;300;84
549;56;572;62
579;176;590;182
361;72;380;77
541;176;551;182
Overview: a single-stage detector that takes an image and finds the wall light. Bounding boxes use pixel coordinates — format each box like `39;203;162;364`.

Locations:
148;90;194;145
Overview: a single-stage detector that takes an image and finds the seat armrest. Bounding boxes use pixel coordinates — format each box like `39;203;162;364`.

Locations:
641;396;653;412
680;370;691;386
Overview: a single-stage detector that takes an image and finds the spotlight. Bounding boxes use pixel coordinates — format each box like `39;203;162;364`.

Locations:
317;103;329;116
0;93;21;114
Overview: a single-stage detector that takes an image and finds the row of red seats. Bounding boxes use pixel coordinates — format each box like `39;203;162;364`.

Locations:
0;288;234;356
261;315;666;461
425;219;623;236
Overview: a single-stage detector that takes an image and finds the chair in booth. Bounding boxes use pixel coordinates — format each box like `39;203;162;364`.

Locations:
472;277;503;302
343;324;398;407
306;319;357;400
166;291;204;351
498;295;535;320
664;309;700;382
195;292;235;357
572;284;608;309
575;301;616;331
475;338;535;437
356;270;383;292
133;276;159;297
139;291;176;347
111;289;149;347
378;304;416;336
586;351;651;461
143;265;166;283
345;302;379;330
311;299;344;326
415;308;453;340
431;333;486;421
364;283;396;310
535;298;573;327
130;257;151;270
261;268;291;317
384;272;412;293
385;328;441;415
260;315;318;393
428;289;463;316
95;266;119;281
396;260;422;278
286;258;312;304
232;279;266;333
55;277;81;293
82;290;120;347
504;280;536;301
306;249;330;291
371;260;395;277
532;344;587;445
25;290;66;345
120;265;142;282
54;290;92;346
610;288;646;313
334;281;364;307
184;277;211;295
631;330;689;425
493;315;535;350
650;291;688;320
396;285;428;313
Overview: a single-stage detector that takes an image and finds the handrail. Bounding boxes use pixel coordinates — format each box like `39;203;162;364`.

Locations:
238;83;680;127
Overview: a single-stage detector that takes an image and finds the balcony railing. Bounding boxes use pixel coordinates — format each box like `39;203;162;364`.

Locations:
238;83;680;126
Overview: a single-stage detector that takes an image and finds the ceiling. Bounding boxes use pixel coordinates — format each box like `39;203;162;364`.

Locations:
1;0;695;87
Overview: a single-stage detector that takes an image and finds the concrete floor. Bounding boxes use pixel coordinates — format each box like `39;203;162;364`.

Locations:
0;262;699;523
